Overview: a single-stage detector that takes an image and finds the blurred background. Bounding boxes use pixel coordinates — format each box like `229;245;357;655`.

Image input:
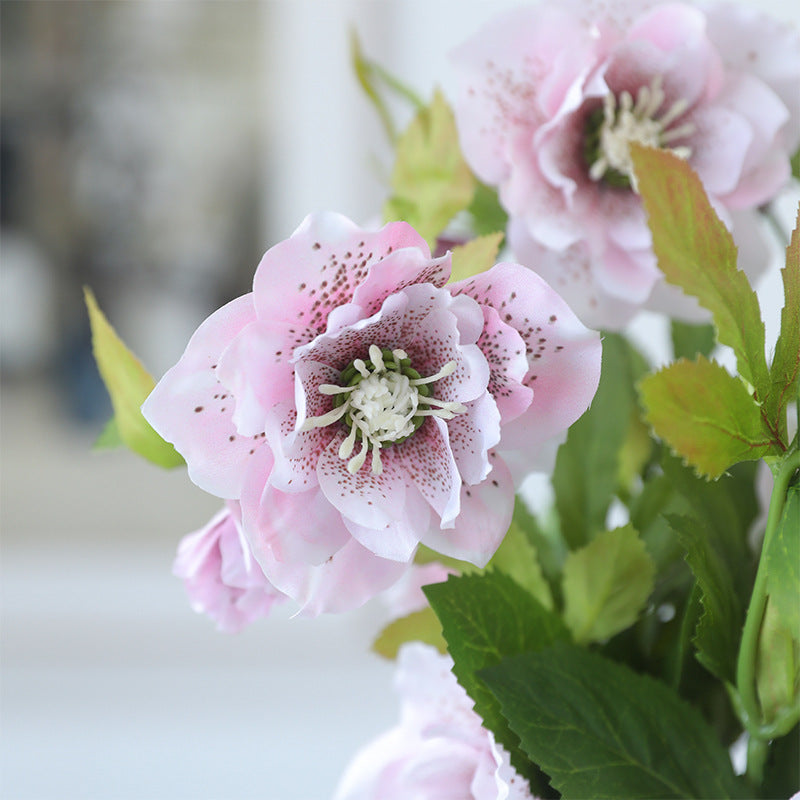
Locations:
1;1;798;798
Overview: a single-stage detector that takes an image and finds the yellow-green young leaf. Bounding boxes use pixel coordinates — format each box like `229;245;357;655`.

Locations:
372;607;447;660
562;525;655;644
384;89;476;247
639;356;778;479
93;416;123;451
631;145;770;400
756;596;800;725
449;232;504;284
768;209;800;440
84;287;184;469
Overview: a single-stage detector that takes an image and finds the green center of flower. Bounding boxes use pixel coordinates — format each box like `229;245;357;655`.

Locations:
583;76;695;191
301;344;466;475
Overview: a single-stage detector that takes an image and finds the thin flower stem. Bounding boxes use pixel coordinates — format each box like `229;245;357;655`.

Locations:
759;201;790;248
735;450;800;746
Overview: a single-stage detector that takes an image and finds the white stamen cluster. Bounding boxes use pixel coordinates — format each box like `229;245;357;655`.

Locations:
302;344;466;475
589;75;695;190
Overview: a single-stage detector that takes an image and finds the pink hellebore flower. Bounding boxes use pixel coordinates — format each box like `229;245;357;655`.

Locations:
334;642;536;800
451;0;800;329
173;503;286;632
143;212;600;614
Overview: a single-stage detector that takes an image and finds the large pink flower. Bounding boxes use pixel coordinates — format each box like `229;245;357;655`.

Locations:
451;0;800;329
334;642;536;800
143;212;600;613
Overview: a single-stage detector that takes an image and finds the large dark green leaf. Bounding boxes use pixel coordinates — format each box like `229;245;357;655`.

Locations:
553;333;641;548
482;643;748;799
423;572;568;789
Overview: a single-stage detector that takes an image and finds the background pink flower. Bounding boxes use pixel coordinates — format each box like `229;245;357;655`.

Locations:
173;503;286;632
333;642;536;800
451;0;800;329
143;212;600;614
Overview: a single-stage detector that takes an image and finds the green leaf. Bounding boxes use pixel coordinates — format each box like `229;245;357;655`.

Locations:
562;524;655;644
490;512;553;610
467;181;508;238
553;333;641;548
84;287;184;468
372;607;446;660
768;210;800;440
449;232;504;284
639;356;778;479
764;483;800;636
509;496;567;603
350;28;423;144
671;320;716;361
481;643;748;799
761;723;800;800
384;89;476;247
423;572;569;786
632;145;770;400
93;416;123;451
791;147;800;181
662;456;757;684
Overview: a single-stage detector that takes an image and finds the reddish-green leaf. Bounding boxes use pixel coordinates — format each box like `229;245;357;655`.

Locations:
631;145;770;400
639;356;778;478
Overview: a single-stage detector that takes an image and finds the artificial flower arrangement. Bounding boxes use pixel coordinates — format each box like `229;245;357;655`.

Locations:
86;0;799;797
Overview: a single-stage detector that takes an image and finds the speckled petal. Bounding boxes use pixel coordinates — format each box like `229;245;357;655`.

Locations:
253;212;431;337
445;391;501;486
420;453;514;568
142;295;270;499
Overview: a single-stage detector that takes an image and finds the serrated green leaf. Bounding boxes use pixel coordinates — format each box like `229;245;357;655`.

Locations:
423;572;569;790
662;456;757;683
756;596;800;725
93;416;123;451
640;356;778;479
553;333;641;548
481;643;748;799
768;210;800;441
764;483;800;636
490;513;553;610
509;496;566;604
372;607;446;660
449;232;504;284
562;524;655;644
384;89;475;247
632;145;770;401
671;320;716;361
84;287;184;469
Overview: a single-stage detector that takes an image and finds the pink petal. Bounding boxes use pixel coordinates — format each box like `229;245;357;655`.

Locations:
421;453;514;568
397;418;462;530
253;212;430;335
446;391;501;486
142;295;270;499
259;537;408;617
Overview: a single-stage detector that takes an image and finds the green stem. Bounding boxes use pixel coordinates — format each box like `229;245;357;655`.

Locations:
735;450;800;739
746;736;769;787
759;202;790;248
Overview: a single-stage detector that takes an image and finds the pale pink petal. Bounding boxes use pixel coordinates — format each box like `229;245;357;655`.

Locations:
259;537;407;617
142;295;269;498
216;320;294;437
379;562;455;620
397;417;462;530
253;212;430;333
421;453;514;568
446;391;501;486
